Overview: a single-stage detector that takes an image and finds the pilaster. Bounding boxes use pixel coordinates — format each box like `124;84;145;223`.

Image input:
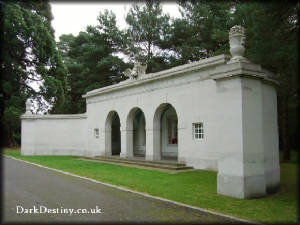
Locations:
120;129;134;158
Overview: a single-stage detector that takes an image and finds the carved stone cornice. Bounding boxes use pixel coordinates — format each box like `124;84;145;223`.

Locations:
83;54;230;100
21;113;87;120
210;61;279;85
84;55;231;104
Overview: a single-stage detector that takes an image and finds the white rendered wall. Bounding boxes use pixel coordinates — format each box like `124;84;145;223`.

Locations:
21;118;36;155
85;66;230;169
21;114;87;156
216;75;280;198
262;83;280;193
217;77;267;198
20;53;280;199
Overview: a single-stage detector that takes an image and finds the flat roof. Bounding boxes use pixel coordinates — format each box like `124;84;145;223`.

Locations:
82;54;230;99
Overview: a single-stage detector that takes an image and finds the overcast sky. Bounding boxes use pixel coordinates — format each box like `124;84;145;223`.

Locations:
50;2;182;41
29;2;181;112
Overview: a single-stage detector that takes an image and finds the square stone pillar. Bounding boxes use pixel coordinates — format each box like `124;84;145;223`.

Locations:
20;116;36;155
212;61;279;199
177;127;186;164
145;128;161;161
217;76;266;198
120;129;134;158
103;129;112;156
262;83;280;193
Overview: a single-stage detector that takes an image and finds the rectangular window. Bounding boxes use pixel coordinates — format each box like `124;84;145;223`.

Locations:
193;123;204;139
94;128;99;138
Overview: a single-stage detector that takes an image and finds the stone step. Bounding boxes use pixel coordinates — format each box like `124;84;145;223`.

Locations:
88;156;193;171
95;155;186;166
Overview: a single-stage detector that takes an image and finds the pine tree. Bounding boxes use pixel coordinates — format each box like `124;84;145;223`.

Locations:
124;0;171;73
161;1;233;66
57;10;129;113
233;1;299;160
0;0;68;147
168;1;299;160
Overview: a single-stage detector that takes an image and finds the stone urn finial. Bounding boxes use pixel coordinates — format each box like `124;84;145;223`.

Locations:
25;99;32;114
228;25;248;63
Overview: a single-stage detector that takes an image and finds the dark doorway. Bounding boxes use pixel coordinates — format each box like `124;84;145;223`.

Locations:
111;112;121;155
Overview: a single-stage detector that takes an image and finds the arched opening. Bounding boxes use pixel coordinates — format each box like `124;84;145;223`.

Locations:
111;113;121;155
105;111;121;156
133;109;146;157
126;108;146;158
153;103;178;160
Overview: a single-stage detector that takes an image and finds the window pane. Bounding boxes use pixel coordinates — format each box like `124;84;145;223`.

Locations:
193;123;204;139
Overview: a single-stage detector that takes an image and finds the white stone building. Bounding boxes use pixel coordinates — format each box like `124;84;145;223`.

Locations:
21;26;280;199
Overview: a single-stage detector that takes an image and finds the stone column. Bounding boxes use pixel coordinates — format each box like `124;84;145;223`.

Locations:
262;83;280;193
120;128;134;158
177;126;186;164
211;25;279;199
103;128;112;156
215;76;267;199
145;127;161;161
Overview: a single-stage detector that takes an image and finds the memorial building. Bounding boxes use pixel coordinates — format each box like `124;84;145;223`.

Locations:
21;26;280;199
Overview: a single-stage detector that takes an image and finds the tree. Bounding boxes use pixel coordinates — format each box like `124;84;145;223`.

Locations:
160;1;233;66
124;0;172;73
233;1;299;160
170;1;299;160
0;0;68;147
57;10;128;113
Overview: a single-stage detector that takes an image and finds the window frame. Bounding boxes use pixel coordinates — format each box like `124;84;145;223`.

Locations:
94;128;99;138
193;123;204;140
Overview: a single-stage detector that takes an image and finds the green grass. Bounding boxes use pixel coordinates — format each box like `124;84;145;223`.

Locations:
280;151;299;163
3;148;298;224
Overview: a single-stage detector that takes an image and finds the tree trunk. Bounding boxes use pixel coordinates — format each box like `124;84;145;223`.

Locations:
281;95;290;161
2;124;19;148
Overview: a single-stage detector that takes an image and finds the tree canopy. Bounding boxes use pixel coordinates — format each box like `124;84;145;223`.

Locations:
0;0;68;146
161;1;233;65
57;10;129;113
232;1;299;159
124;0;172;72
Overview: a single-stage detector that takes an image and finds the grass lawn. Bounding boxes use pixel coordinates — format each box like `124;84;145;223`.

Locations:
3;148;298;224
280;151;299;163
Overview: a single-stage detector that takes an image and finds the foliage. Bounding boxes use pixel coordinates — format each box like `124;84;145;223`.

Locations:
0;0;68;146
159;1;234;67
163;0;299;157
232;1;299;158
124;0;172;72
57;10;129;113
3;149;299;224
280;151;299;163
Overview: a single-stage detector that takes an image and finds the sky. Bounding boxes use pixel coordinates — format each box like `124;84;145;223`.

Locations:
50;2;182;41
30;2;181;112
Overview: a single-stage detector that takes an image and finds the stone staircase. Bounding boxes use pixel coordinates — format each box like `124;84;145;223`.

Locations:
86;155;193;171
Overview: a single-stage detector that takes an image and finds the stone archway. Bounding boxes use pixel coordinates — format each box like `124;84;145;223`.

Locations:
153;103;178;160
126;107;146;158
105;111;121;156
